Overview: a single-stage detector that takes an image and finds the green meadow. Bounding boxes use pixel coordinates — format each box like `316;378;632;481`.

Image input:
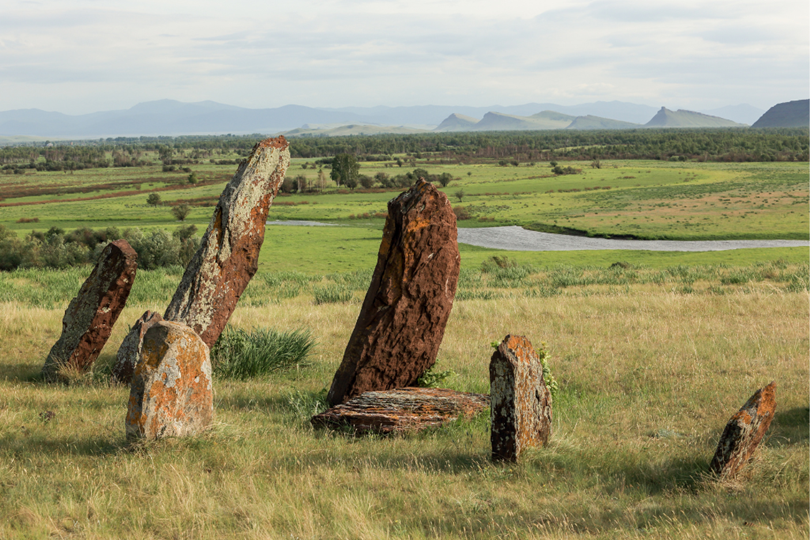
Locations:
0;149;808;538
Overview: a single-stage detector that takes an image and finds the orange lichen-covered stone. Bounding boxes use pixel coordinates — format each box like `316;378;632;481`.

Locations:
42;240;138;381
312;387;489;434
326;179;460;406
125;321;213;440
164;136;290;348
490;335;552;462
112;310;163;384
710;382;776;478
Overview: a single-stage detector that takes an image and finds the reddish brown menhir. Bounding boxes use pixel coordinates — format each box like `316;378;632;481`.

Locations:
163;136;291;348
326;178;460;406
112;310;163;384
312;387;489;434
490;335;552;462
126;320;213;440
41;239;138;381
710;381;776;478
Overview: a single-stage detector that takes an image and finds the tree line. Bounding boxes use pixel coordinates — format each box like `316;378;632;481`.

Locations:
1;128;807;171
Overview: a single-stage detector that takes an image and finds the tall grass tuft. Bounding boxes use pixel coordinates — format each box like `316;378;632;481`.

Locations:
210;326;316;379
312;283;353;304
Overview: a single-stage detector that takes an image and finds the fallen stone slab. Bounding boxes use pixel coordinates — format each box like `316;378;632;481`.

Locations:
164;136;291;348
312;387;489;434
126;320;213;440
490;335;552;462
41;240;138;381
326;179;460;406
710;382;776;478
112;310;163;384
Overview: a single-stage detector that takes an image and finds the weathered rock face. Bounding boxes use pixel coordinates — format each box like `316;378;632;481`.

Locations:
125;320;213;440
490;335;552;462
164;136;291;348
41;240;138;381
326;179;460;406
112;310;163;384
312;387;489;434
710;382;776;478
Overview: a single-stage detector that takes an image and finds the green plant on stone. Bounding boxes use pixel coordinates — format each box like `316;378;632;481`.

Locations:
211;326;316;379
416;360;456;388
490;340;558;400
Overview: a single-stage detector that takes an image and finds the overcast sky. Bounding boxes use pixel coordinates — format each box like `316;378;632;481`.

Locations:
1;0;808;114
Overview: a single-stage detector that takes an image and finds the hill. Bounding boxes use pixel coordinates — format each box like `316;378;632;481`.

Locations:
284;124;429;137
644;107;744;128
434;113;479;132
751;100;810;128
566;115;641;130
472;111;573;131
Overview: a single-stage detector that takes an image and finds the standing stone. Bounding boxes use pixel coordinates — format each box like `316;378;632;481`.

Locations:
41;240;137;381
710;382;776;478
490;335;552;462
112;310;163;384
326;179;460;406
126;320;213;440
164;136;291;348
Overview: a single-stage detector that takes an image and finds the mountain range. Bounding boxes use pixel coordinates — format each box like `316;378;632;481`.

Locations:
0;99;803;139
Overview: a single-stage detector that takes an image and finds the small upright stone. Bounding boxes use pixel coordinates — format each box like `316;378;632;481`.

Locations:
42;240;138;381
490;335;552;462
710;382;776;478
112;310;163;384
126;321;213;440
326;179;460;406
164;136;291;348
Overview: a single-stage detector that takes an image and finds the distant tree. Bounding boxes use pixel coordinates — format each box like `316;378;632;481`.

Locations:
294;174;308;192
171;204;191;221
437;172;453;187
454;189;465;203
147;193;162;207
374;172;389;186
467;171;472;177
395;157;404;168
330;154;360;187
187;172;198;184
317;169;328;191
591;160;602;169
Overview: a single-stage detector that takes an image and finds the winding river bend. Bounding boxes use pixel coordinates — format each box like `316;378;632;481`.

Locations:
267;221;808;252
457;226;809;252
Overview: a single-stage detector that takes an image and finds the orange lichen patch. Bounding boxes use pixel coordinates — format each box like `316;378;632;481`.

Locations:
125;321;213;440
256;135;289;150
490;334;552;463
312;387;489;434
710;382;776;478
326;179;460;406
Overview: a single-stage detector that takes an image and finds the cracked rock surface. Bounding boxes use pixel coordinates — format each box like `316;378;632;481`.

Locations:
490;335;552;462
710;382;776;478
126;320;213;440
42;239;138;381
164;136;290;347
326;179;460;406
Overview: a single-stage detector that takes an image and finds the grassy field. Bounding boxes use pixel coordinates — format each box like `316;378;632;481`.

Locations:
1;159;808;244
0;263;807;538
0;153;808;538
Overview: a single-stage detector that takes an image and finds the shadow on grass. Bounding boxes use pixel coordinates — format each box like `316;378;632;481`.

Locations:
0;363;42;382
769;407;810;447
1;433;126;458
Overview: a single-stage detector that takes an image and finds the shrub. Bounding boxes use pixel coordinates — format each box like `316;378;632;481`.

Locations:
453;206;472;220
171;204;191;221
211;327;316;379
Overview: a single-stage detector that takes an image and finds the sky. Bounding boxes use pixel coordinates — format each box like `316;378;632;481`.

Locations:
1;0;808;114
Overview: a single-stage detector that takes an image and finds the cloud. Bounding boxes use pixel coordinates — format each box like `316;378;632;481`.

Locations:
0;0;807;113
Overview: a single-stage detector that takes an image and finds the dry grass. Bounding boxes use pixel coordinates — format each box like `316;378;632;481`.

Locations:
0;285;807;539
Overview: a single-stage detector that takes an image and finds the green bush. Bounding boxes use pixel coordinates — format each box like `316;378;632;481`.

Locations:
211;327;316;379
